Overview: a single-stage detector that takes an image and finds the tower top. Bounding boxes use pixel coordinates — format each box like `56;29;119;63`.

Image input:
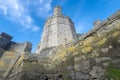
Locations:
54;6;62;16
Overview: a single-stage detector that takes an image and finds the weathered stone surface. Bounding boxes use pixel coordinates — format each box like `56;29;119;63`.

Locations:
23;42;32;52
95;57;112;63
75;72;90;80
9;41;32;53
0;32;13;49
89;66;105;79
94;20;101;27
1;7;120;80
35;6;77;55
0;48;4;54
0;51;17;78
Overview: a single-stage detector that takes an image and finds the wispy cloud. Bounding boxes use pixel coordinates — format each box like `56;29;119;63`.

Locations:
0;0;53;32
75;18;94;34
23;0;53;18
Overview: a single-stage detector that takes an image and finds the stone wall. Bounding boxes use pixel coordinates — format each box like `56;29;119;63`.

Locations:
0;33;32;79
47;10;120;80
4;9;120;80
9;42;32;53
36;7;77;55
0;8;120;80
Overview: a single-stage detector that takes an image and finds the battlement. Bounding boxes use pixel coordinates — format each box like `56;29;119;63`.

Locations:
54;6;62;16
45;6;74;27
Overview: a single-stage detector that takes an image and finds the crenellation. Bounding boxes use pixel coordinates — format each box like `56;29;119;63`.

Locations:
54;6;62;16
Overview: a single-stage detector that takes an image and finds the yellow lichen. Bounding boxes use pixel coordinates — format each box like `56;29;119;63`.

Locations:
82;46;93;53
4;51;17;56
83;36;93;46
16;54;25;66
96;38;107;46
67;46;76;53
3;55;16;59
74;57;80;62
3;51;16;59
93;34;99;40
0;60;7;68
73;52;79;56
112;31;120;37
115;21;120;29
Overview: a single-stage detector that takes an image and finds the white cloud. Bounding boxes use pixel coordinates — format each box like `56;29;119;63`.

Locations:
0;0;53;32
32;26;40;31
39;0;43;4
75;18;93;34
22;0;53;18
0;5;7;15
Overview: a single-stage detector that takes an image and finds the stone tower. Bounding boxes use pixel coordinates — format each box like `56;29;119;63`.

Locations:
35;6;77;55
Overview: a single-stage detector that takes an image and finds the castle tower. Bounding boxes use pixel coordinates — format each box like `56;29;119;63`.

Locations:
35;6;77;55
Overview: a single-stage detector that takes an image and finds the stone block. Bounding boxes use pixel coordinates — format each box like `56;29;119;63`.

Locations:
94;20;101;27
0;32;13;48
9;42;32;53
0;32;13;40
0;48;4;54
95;57;112;63
75;72;90;80
22;42;32;52
89;66;105;79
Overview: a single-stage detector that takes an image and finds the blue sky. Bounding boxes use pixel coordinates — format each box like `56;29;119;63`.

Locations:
0;0;120;52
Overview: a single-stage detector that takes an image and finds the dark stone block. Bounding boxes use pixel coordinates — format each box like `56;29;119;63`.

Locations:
0;32;13;49
0;32;13;40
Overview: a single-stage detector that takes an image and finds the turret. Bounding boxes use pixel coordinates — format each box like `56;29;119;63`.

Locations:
54;6;62;16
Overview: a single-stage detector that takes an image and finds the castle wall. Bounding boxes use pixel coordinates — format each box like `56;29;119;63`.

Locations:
36;7;77;55
57;17;77;45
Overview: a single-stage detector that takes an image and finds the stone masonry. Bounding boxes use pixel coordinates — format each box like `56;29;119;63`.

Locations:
0;7;120;80
36;6;77;55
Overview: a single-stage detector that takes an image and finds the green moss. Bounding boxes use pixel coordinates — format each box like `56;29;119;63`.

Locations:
64;73;72;80
64;77;72;80
107;68;120;79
